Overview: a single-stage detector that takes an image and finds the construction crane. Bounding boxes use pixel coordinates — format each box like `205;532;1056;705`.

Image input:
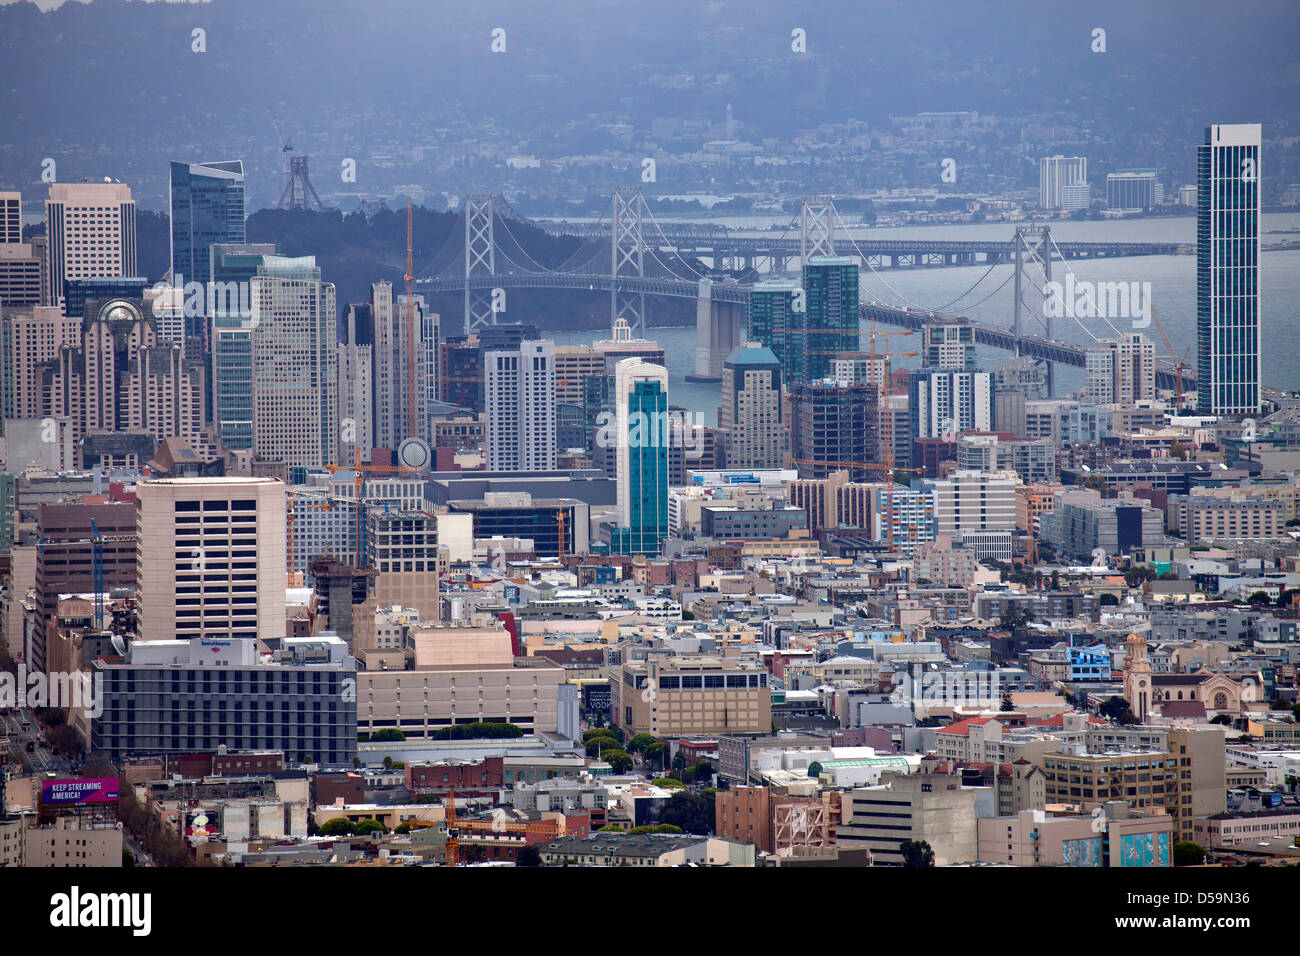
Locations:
556;507;567;563
1140;291;1190;411
442;789;559;867
266;105;292;156
287;491;334;574
324;448;419;565
36;519;137;632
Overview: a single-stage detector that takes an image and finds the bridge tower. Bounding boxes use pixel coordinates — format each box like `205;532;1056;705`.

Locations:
611;187;647;338
1012;224;1055;396
464;193;496;333
800;195;837;263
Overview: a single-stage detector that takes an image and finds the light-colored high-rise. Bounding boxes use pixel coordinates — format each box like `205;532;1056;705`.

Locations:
8;306;79;419
337;303;374;464
135;477;287;642
1085;333;1156;405
249;256;338;467
43;297;209;456
1039;155;1088;210
45;182;137;306
1197;123;1261;416
719;342;784;469
485;339;556;472
370;281;434;449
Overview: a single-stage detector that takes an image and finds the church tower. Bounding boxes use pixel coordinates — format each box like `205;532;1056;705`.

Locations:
1123;633;1152;721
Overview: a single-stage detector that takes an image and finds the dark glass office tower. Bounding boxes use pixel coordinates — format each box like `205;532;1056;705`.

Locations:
170;160;246;336
802;256;859;382
1196;124;1261;416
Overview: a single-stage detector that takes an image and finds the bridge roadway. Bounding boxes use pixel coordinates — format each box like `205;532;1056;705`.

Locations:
531;222;1188;264
417;272;1194;393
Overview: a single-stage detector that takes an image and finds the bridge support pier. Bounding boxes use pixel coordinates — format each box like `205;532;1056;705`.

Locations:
688;279;744;382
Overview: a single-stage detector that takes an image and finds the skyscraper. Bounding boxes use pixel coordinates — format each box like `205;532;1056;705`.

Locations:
908;369;993;441
169;160;246;336
1197;123;1261;416
612;357;669;555
210;243;277;452
790;379;876;481
485;338;557;472
45;182;137;306
748;280;800;386
719;342;785;469
1085;334;1156;405
338;302;374;465
802;257;859;382
369;281;434;449
134;476;287;643
0;190;44;310
922;319;976;371
1039;156;1088;210
249;255;338;467
45;297;209;458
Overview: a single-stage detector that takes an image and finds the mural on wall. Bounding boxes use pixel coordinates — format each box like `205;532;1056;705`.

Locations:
1119;831;1170;867
1062;836;1102;867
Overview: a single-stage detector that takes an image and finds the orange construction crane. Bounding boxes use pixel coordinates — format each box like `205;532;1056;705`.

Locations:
324;448;419;565
443;789;559;866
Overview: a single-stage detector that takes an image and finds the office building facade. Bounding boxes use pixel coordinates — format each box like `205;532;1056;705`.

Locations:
135;477;288;643
719;343;785;470
1196;123;1261;416
485;339;557;472
45;182;137;306
249;256;338;467
169;160;246;337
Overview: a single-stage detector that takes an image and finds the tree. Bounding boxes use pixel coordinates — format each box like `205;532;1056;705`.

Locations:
1124;566;1155;588
1247;591;1272;607
672;750;687;772
652;824;683;834
627;733;656;754
601;749;633;774
516;845;542;867
643;742;667;772
653;777;687;789
372;729;406;742
900;839;935;867
661;791;714;835
317;818;354;836
586;735;620;758
1173;841;1206;867
1000;691;1015;712
353;819;387;836
1099;696;1136;724
1210;714;1234;726
690;760;714;783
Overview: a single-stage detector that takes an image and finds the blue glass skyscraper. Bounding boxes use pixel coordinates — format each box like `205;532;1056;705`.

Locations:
170;160;246;335
1196;124;1260;416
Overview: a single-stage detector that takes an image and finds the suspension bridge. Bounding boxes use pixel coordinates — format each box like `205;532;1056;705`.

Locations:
414;190;1195;393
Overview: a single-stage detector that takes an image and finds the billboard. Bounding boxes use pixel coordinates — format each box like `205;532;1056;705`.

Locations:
41;777;120;806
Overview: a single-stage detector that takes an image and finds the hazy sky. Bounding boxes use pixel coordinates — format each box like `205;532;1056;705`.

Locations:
0;0;208;9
